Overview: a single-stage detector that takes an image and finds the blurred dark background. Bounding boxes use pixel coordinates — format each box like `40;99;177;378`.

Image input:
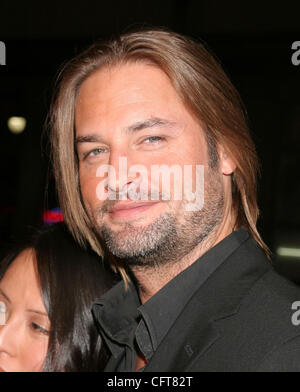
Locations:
1;0;300;282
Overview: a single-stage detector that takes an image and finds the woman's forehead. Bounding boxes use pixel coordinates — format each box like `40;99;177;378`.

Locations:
0;249;45;312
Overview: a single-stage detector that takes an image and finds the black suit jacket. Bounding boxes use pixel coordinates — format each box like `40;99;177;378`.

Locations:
132;236;300;372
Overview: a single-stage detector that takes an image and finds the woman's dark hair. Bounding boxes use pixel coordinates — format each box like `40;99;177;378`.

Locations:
0;223;119;371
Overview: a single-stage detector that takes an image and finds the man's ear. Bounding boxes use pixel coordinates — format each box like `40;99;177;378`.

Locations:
218;145;236;175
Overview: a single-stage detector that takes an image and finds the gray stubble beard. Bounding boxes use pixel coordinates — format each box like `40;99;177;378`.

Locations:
90;167;225;270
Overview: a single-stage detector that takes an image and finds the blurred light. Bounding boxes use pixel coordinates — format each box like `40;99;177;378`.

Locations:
43;207;64;225
277;247;300;258
7;116;26;134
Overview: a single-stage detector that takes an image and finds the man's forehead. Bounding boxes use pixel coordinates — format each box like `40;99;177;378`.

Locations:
75;63;189;134
76;62;180;105
75;62;208;151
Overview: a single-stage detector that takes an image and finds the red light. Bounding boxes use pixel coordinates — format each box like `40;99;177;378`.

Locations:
43;208;64;224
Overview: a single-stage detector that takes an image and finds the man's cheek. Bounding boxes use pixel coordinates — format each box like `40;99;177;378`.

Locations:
80;173;101;204
96;176;110;202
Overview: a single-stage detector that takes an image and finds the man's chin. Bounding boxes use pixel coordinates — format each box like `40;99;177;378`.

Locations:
99;223;163;261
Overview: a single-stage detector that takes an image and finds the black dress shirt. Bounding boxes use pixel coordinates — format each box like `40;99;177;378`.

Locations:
92;227;250;371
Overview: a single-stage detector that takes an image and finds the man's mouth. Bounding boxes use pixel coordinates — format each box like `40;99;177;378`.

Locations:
108;201;161;220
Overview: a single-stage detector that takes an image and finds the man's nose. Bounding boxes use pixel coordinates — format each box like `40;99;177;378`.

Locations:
107;153;140;196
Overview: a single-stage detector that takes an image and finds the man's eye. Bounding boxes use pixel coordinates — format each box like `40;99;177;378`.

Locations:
143;136;163;144
90;148;107;155
85;148;107;159
31;322;50;335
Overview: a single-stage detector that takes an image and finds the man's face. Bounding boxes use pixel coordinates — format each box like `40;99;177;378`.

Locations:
75;63;224;268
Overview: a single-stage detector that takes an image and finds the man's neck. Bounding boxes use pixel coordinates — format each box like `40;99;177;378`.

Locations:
132;222;235;304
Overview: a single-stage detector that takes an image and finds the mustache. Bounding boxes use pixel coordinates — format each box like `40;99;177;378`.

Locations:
99;190;169;214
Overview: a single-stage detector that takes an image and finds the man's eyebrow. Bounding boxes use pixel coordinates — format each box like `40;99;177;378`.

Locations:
75;134;103;144
0;288;10;303
75;117;177;145
126;117;176;133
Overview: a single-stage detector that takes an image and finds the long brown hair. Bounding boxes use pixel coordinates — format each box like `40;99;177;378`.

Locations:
49;27;270;272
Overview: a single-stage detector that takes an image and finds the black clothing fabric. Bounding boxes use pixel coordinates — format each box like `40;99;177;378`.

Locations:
93;227;248;371
92;228;300;372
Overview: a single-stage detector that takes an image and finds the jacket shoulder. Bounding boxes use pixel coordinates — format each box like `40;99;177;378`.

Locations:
256;334;300;371
232;268;300;370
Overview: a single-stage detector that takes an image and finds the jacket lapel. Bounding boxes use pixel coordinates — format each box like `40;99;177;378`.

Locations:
144;292;222;372
145;239;271;372
145;320;220;372
104;352;124;372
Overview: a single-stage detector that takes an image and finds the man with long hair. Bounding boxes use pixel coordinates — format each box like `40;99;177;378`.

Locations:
49;28;300;371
